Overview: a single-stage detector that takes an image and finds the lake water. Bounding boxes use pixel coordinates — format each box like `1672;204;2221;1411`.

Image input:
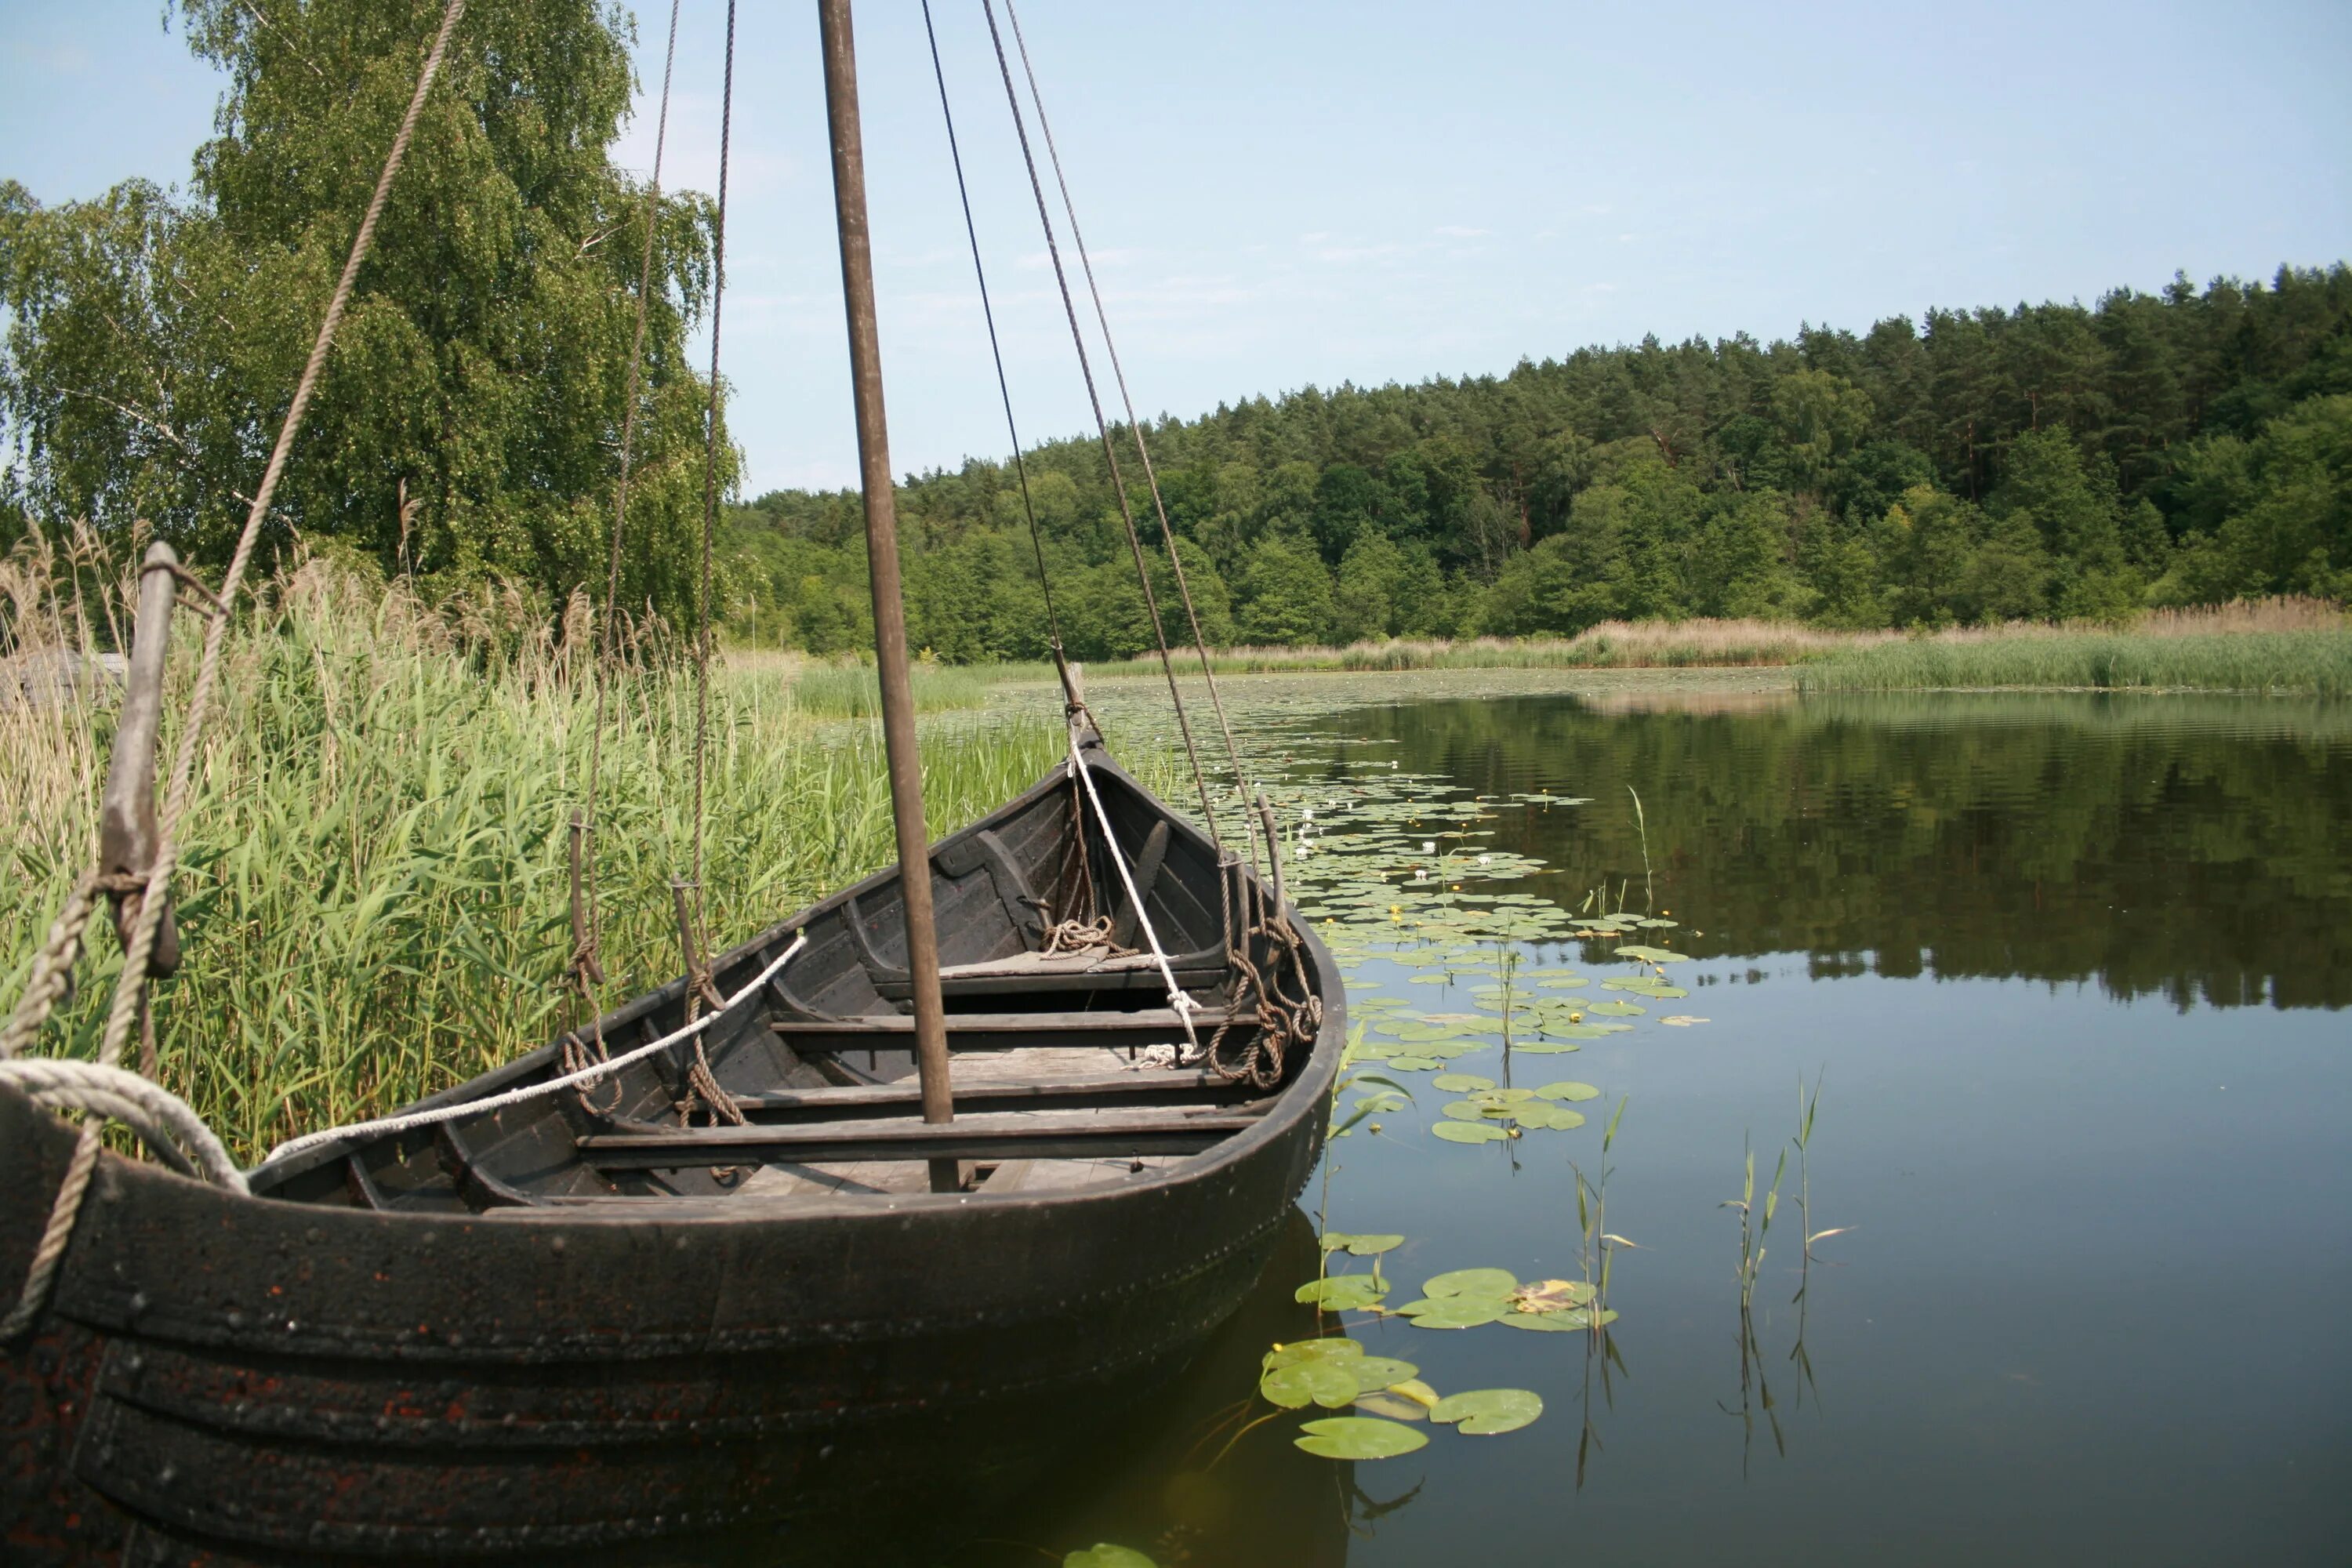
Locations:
976;681;2352;1567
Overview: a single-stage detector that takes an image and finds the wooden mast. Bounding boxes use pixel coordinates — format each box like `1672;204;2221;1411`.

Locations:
818;0;958;1192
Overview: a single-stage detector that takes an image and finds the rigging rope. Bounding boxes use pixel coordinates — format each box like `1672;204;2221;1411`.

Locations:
1000;0;1263;877
980;2;1322;1086
1065;735;1200;1055
919;0;1076;705
0;0;468;1342
576;0;685;1030
265;933;807;1167
684;0;739;1012
976;0;1224;854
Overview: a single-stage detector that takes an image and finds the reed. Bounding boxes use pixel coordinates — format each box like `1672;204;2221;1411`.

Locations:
786;660;997;717
1072;620;1888;677
1795;625;2352;695
3;545;1137;1163
958;597;2347;686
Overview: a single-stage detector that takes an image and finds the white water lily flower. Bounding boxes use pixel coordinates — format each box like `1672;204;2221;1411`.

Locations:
1421;840;1436;854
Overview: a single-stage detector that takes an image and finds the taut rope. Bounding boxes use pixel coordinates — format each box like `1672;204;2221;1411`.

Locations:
977;0;1225;855
575;0;686;1047
1000;0;1264;879
919;0;1077;708
266;933;807;1167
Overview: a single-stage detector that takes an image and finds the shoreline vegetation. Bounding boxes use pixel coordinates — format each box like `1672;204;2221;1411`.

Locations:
779;596;2351;701
3;552;1181;1161
2;546;2342;1157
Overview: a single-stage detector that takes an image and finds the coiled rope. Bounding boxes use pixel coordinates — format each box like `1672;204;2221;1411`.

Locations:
0;0;468;1344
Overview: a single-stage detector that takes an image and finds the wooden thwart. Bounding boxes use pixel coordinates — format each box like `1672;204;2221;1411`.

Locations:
726;1068;1239;1119
579;1103;1265;1167
774;1007;1233;1052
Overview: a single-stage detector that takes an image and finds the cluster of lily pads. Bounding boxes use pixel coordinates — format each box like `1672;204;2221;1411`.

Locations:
1296;1259;1618;1336
1259;1336;1544;1459
1427;1073;1599;1143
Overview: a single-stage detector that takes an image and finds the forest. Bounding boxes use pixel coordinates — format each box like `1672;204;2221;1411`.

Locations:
1;0;2342;660
731;265;2352;661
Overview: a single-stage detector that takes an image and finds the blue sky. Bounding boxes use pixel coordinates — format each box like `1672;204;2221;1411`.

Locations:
5;1;2349;494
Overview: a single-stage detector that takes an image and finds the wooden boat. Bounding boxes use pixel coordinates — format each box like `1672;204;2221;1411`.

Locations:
3;2;1340;1558
0;729;1342;1555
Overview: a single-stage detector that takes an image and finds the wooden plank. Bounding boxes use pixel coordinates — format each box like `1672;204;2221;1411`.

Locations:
726;1069;1239;1120
875;962;1225;1000
773;1008;1236;1052
578;1105;1264;1168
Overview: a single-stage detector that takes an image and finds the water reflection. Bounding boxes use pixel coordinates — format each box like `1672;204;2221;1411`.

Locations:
864;687;2350;1564
969;1211;1367;1567
1289;691;2352;1008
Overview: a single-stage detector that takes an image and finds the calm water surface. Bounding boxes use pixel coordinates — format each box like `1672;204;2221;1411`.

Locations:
975;687;2351;1567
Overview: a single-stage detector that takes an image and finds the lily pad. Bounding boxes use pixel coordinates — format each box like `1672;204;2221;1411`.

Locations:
1439;1100;1488;1122
1432;1120;1508;1144
1423;1267;1519;1299
1294;1276;1388;1310
1498;1306;1618;1332
1510;1278;1595;1312
1347;1355;1421;1393
1401;1296;1508;1329
1355;1392;1431;1421
1320;1232;1405;1256
1262;1338;1364;1370
1512;1104;1587;1130
1294;1416;1430;1460
1513;1040;1582;1054
1260;1358;1360;1410
1536;1081;1602;1102
1387;1056;1443;1071
1429;1388;1544;1434
1497;1307;1585;1330
1065;1546;1158;1568
1588;1000;1646;1017
1385;1377;1441;1407
1429;1073;1495;1092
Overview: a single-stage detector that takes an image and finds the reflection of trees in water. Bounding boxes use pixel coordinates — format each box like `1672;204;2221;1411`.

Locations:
971;1210;1363;1568
1312;693;2352;1009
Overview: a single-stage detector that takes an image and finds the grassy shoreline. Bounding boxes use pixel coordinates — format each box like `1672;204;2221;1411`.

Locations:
770;598;2350;699
4;563;1166;1162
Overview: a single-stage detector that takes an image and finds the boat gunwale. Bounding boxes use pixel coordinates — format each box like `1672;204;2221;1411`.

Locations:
234;732;1345;1220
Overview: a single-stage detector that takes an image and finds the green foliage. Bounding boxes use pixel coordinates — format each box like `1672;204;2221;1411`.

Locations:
724;267;2348;657
1797;627;2352;696
0;0;726;619
2;564;1172;1163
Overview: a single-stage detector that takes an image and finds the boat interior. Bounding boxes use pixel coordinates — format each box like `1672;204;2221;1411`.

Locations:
249;743;1318;1214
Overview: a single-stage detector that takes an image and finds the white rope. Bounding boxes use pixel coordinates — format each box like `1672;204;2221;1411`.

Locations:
0;1058;246;1192
266;932;808;1166
1067;729;1200;1055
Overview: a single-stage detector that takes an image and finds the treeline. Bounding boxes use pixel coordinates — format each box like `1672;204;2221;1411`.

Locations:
729;265;2351;659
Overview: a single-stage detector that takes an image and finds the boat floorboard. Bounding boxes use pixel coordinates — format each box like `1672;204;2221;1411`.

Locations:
728;1047;1199;1197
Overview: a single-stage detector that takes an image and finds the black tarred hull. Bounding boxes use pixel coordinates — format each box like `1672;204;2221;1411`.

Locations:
1;748;1343;1561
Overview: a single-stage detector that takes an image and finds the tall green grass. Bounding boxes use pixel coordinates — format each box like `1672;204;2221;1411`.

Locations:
3;559;1102;1162
1795;629;2352;695
786;660;996;717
